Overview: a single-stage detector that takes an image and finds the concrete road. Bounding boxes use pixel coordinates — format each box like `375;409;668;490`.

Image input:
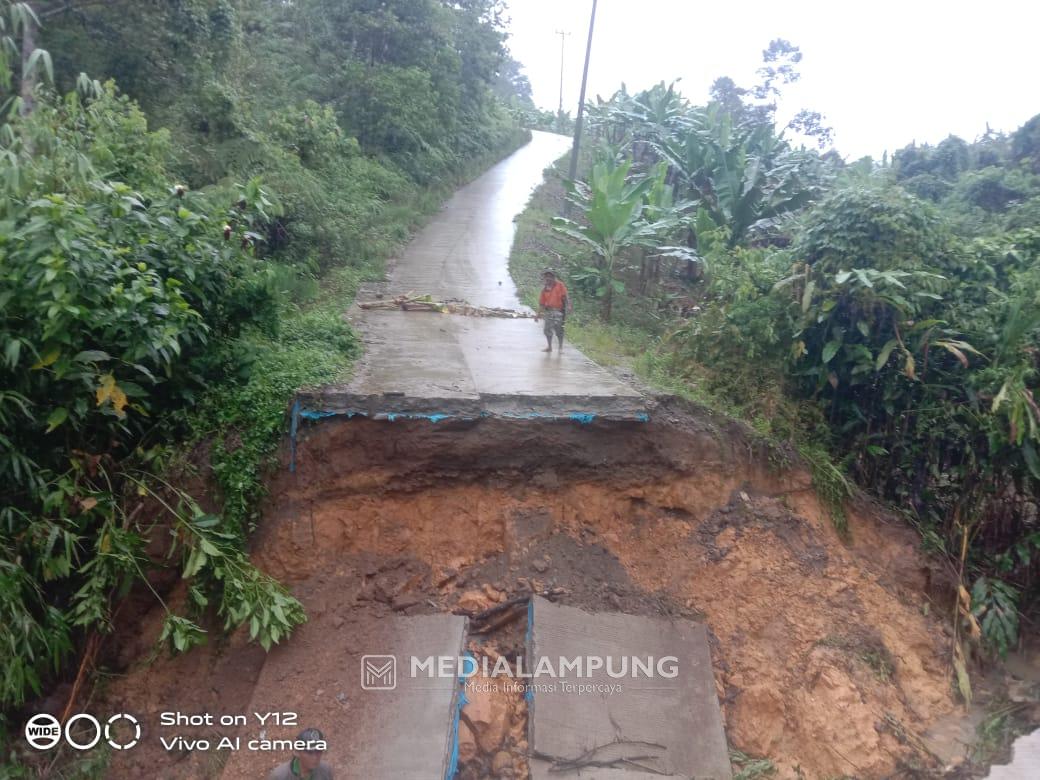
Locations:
389;130;571;309
301;130;645;421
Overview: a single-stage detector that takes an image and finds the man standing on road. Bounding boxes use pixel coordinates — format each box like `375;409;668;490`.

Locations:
535;268;570;353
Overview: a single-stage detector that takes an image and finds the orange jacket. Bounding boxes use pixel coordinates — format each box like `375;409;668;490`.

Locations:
539;280;568;311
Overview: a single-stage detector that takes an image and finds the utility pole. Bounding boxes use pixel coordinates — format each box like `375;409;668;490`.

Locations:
554;29;570;126
564;0;597;214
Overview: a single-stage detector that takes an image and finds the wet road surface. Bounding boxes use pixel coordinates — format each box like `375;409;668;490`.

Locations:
303;130;645;420
388;130;569;309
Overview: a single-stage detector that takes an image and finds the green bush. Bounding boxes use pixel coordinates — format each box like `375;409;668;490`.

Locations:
798;186;949;272
516;67;1040;664
783;189;1039;609
0;83;302;709
0;0;537;744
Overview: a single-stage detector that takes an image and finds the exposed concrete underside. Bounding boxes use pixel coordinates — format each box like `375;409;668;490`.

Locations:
984;729;1040;780
301;130;648;422
220;614;467;780
527;597;732;780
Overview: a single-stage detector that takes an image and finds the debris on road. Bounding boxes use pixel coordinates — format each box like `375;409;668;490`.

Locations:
358;293;534;318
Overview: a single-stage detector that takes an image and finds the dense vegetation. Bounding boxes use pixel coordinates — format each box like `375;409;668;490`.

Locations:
513;42;1039;684
1;0;1036;766
0;0;530;748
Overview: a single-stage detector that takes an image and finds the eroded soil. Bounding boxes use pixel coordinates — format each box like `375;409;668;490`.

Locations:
100;399;956;779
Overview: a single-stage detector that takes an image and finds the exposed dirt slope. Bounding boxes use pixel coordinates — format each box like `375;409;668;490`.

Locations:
101;399;954;779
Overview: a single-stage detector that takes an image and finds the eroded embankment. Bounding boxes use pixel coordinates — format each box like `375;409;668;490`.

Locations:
103;399;955;779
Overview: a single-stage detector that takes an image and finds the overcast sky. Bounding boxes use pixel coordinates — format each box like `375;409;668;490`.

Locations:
503;0;1038;159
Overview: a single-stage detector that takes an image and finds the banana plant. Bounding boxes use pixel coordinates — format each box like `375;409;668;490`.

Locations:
619;81;688;164
587;82;692;169
654;106;821;246
586;85;634;147
638;160;696;288
0;1;52;116
551;157;674;321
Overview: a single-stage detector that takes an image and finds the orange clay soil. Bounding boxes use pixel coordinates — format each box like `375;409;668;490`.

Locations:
99;399;955;779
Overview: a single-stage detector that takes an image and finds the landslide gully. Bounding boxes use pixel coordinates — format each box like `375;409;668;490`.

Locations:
104;398;954;779
259;398;954;778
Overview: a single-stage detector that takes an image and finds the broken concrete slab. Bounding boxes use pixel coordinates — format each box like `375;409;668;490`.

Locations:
984;728;1040;780
527;597;731;780
220;613;467;780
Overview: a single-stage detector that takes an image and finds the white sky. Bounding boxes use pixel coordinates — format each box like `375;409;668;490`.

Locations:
503;0;1039;159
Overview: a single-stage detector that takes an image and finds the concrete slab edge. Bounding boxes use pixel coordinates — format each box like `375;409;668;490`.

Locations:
289;394;651;471
293;394;650;422
444;650;475;780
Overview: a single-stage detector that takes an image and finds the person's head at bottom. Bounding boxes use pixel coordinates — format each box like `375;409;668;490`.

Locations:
268;727;329;779
296;728;326;773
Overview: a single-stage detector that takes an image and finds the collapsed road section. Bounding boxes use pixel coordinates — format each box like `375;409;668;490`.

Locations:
260;405;954;779
101;400;956;778
96;130;958;779
216;586;731;778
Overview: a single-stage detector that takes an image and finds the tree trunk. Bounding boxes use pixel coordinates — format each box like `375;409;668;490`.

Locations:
19;8;37;116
